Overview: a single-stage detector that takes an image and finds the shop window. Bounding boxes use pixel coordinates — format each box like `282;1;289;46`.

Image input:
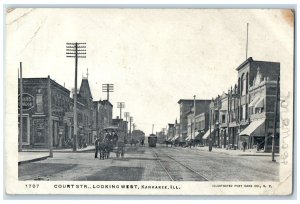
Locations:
18;115;30;144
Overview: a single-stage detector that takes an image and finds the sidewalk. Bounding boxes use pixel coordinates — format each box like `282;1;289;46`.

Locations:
195;146;280;157
21;145;95;153
19;146;96;165
18;152;50;165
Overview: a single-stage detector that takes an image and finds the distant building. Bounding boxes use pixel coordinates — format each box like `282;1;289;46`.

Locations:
93;99;113;142
178;99;211;141
167;123;175;141
112;117;128;142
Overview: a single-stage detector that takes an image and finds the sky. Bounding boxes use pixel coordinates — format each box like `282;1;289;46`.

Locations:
6;9;294;135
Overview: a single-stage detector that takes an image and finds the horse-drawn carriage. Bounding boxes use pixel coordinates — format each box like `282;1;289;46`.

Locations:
96;126;125;159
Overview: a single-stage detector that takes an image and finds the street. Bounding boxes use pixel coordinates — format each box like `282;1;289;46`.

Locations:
19;145;279;181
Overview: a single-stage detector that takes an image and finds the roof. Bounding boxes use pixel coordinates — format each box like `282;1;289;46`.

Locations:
22;77;70;94
79;79;93;99
99;99;113;107
236;57;280;71
177;99;212;104
236;57;253;71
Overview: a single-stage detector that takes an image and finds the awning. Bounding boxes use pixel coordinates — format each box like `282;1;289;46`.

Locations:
239;119;265;136
167;137;173;142
202;129;215;139
195;132;202;139
185;135;192;141
249;96;260;107
255;98;264;109
172;135;180;141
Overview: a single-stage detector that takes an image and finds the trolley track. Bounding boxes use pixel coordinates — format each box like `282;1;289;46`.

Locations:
151;149;208;181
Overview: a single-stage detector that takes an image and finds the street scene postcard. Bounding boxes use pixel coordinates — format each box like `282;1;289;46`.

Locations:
5;8;294;195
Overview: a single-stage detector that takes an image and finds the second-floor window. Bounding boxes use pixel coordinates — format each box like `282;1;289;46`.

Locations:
242;105;246;120
222;115;226;123
36;94;43;113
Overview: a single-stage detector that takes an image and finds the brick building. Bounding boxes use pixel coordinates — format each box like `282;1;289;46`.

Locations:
205;57;280;152
92;99;113;143
18;77;71;148
178;99;211;142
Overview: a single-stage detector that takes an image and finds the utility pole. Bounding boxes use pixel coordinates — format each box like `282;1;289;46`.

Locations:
102;84;114;101
124;112;130;142
209;99;213;152
18;62;23;152
66;42;86;151
133;123;136;131
117;102;125;119
129;117;133;140
124;112;130;121
193;95;196;144
272;76;280;162
246;23;249;60
48;76;53;157
152;124;154;134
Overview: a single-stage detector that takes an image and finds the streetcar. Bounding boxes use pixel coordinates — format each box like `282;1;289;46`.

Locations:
148;134;157;147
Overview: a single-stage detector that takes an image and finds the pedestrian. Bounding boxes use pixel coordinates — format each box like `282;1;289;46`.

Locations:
242;141;247;152
94;136;100;158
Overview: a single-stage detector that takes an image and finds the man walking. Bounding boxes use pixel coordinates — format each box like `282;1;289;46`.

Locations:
242;141;247;152
94;136;100;158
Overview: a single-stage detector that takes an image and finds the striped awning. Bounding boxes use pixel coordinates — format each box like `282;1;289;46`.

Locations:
240;119;265;136
249;96;260;107
202;129;214;139
172;135;180;141
254;98;264;108
185;135;192;141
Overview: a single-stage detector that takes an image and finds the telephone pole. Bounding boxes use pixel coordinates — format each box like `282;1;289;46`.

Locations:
48;76;53;157
129;117;133;140
124;112;130;142
246;23;249;60
152;124;154;134
124;112;130;122
117;102;125;119
102;84;114;101
193;95;196;143
272;76;280;162
66;42;86;151
18;62;23;152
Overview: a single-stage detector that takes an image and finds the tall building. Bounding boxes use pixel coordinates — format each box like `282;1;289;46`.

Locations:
236;57;280;150
77;78;94;146
205;57;280;152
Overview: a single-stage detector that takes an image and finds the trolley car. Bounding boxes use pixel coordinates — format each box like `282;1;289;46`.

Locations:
148;134;157;147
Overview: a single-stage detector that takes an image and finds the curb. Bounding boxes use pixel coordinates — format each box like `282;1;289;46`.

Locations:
196;148;279;157
18;155;50;165
21;148;96;153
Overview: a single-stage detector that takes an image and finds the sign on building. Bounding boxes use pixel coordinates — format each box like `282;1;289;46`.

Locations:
18;93;34;110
